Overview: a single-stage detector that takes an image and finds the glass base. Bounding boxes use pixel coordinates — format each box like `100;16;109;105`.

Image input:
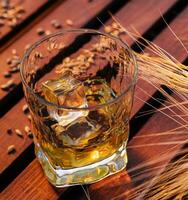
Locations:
35;142;128;187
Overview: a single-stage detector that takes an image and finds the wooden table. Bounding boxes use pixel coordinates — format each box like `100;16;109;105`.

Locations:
0;0;188;199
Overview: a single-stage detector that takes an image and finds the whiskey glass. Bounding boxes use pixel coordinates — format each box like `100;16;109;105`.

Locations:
20;29;137;187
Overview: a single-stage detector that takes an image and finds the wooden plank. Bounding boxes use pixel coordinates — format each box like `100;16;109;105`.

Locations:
0;98;31;173
88;94;187;200
0;0;117;113
87;6;188;200
0;0;54;41
0;0;177;179
0;0;123;192
0;0;179;199
1;160;62;200
0;0;121;177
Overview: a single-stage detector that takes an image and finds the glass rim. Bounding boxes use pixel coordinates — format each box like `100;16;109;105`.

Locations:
20;28;138;110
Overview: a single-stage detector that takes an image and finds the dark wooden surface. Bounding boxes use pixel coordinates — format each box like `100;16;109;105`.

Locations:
0;0;188;199
0;0;54;41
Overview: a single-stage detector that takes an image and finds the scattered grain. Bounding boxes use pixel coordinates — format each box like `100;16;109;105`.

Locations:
112;22;119;29
24;126;33;139
12;49;17;55
64;57;70;63
24;126;30;133
3;71;11;78
12;55;20;60
6;58;12;65
37;28;45;35
16;5;25;13
66;19;73;26
27;131;33;139
0;79;14;90
85;62;90;68
83;49;90;54
7;145;16;154
10;59;20;68
49;41;57;50
8;19;17;28
111;30;119;37
0;19;5;27
16;13;22;19
88;57;94;64
15;129;23;137
58;43;65;50
34;51;43;58
6;79;14;87
27;115;32;121
22;104;29;114
9;67;19;73
104;26;112;33
51;19;62;29
24;44;31;51
45;30;52;35
7;128;13;134
0;83;9;91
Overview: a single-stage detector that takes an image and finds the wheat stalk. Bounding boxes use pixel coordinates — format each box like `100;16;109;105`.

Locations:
78;16;188;199
104;17;188;199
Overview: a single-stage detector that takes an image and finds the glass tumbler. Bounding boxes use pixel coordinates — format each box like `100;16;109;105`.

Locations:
20;29;137;187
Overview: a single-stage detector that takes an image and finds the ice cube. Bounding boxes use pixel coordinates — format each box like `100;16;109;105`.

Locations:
55;117;101;147
42;72;88;126
84;79;116;106
42;71;81;104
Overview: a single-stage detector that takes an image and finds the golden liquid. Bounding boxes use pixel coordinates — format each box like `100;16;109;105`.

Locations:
33;78;129;169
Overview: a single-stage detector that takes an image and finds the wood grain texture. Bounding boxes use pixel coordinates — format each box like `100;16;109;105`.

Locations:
0;0;179;199
0;0;114;106
100;0;178;117
88;94;187;200
0;0;177;179
0;0;119;178
0;98;31;173
87;6;188;200
1;160;63;200
0;0;52;40
1;0;187;199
